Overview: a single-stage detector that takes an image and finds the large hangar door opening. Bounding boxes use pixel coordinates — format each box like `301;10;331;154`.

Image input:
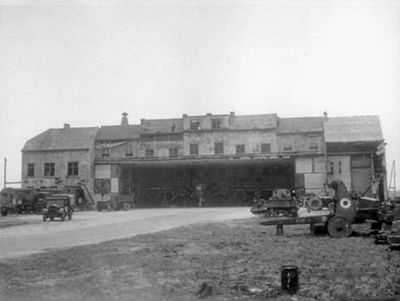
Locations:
119;159;294;208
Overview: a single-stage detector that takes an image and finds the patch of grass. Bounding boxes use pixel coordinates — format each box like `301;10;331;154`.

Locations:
0;219;399;301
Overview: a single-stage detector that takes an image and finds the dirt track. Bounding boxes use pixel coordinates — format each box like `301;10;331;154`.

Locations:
0;207;251;259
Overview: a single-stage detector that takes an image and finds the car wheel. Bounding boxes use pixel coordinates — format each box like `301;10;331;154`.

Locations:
50;217;54;221
327;216;352;238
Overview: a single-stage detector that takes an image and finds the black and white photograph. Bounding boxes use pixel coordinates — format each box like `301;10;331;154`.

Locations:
0;0;399;300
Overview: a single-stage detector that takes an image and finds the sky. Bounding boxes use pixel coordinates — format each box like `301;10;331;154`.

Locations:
0;0;399;191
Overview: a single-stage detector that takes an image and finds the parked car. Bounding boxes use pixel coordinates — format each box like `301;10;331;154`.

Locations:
42;194;74;221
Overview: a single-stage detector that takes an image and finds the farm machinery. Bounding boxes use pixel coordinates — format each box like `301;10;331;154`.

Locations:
256;180;395;238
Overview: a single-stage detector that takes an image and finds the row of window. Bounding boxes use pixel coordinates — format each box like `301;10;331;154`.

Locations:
190;118;223;131
27;162;79;177
102;142;319;158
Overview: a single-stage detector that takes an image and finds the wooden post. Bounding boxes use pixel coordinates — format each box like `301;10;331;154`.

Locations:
276;224;284;236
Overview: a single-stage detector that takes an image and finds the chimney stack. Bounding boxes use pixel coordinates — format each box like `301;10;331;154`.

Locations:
64;123;70;130
121;112;129;126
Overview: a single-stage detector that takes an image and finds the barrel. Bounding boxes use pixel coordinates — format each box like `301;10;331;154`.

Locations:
281;265;299;294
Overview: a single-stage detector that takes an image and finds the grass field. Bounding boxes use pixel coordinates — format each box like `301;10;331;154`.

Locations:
0;217;399;301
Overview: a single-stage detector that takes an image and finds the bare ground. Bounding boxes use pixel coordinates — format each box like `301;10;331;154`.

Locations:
0;217;399;301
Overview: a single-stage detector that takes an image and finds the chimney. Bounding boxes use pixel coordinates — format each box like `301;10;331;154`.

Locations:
64;123;70;130
121;112;129;126
323;111;328;120
230;111;235;116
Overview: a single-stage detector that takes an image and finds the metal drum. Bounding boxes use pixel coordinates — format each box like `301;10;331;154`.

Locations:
281;265;299;294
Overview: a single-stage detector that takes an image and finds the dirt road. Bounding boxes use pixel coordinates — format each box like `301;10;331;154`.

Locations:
0;207;251;259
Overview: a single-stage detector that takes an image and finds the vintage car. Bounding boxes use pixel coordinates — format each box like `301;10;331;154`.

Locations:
42;194;74;221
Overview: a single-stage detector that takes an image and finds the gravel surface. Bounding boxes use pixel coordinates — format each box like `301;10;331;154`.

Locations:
0;208;251;258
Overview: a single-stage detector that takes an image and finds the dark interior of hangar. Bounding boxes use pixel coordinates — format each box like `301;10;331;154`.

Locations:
118;160;295;207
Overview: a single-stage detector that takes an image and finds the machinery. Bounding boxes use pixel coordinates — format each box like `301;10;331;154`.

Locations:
260;180;395;238
251;188;297;217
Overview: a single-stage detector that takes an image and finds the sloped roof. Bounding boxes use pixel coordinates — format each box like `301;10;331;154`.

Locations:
23;127;98;151
324;116;383;143
230;114;277;130
141;118;183;134
278;117;323;134
96;125;141;141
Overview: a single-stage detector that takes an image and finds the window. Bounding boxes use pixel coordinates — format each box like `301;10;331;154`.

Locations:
190;143;199;155
67;162;79;176
27;163;35;177
283;145;293;152
212;118;222;129
44;163;55;177
236;144;245;154
261;143;271;153
145;149;154;157
190;120;201;130
329;161;334;174
169;148;178;157
214;142;224;154
309;143;318;151
102;148;109;157
94;179;111;194
338;161;342;174
125;144;133;157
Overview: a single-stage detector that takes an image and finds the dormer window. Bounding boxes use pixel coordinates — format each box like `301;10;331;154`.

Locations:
190;120;201;130
212;118;222;129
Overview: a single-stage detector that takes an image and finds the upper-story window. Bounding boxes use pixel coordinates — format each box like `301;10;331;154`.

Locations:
27;163;35;177
190;120;201;130
145;149;155;157
236;144;245;154
67;162;79;176
102;148;109;157
309;143;318;151
261;143;271;153
212;118;222;129
190;143;199;155
215;142;224;154
169;148;178;157
283;145;293;152
44;162;55;177
125;144;133;157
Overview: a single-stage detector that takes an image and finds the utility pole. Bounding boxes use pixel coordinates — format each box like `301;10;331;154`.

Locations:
3;158;6;189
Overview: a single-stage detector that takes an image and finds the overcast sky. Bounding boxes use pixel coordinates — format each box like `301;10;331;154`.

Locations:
0;0;399;190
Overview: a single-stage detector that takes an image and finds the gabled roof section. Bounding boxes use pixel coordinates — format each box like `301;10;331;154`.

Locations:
278;117;323;134
230;114;277;130
324;115;383;143
141;118;183;134
23;127;98;151
96;124;141;141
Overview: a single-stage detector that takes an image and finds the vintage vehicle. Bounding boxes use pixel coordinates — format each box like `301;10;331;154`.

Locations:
42;194;74;221
251;188;298;217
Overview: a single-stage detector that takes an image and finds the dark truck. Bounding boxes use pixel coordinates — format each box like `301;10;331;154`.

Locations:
42;194;75;221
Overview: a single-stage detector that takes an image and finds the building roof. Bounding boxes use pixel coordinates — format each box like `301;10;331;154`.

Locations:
141;118;183;134
230;114;277;130
324;115;384;143
277;117;324;134
23;127;99;151
96;125;141;141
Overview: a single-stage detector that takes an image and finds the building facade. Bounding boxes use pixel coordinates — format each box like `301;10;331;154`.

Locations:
21;113;386;206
